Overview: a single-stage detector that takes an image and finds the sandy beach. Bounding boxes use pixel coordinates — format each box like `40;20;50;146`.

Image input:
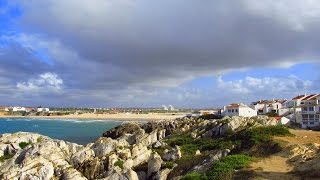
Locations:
0;112;186;121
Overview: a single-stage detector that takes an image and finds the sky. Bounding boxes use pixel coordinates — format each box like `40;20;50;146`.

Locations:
0;0;320;108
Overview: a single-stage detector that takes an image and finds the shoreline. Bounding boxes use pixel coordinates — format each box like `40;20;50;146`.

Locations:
0;113;185;121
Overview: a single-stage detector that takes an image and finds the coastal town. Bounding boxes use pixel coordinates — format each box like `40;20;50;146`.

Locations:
1;93;320;129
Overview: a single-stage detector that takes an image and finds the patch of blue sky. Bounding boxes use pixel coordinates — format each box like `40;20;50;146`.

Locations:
181;76;216;88
0;1;22;33
221;63;317;81
32;48;53;65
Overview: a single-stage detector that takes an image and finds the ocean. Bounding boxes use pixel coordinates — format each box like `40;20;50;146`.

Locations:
0;118;124;145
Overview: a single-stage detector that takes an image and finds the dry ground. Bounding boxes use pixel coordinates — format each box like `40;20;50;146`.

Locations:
247;129;320;180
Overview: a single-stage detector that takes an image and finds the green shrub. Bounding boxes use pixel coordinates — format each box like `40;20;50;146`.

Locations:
0;153;14;162
207;155;253;180
37;137;43;143
196;138;233;151
181;172;208;180
19;142;31;149
230;125;291;155
166;135;194;146
181;144;199;156
162;161;175;169
114;159;124;169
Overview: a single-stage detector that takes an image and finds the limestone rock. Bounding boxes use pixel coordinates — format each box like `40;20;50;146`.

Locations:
103;123;142;139
92;137;117;158
148;153;163;177
153;141;167;149
137;171;147;180
152;168;172;180
71;147;95;168
162;146;182;161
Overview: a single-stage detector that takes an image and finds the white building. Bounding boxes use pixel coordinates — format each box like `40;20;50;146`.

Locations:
37;108;50;112
279;94;309;117
295;94;320;128
12;107;26;112
168;105;175;111
162;105;168;111
251;99;285;115
223;103;257;117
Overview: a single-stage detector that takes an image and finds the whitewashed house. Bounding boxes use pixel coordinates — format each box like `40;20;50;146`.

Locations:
223;103;257;117
251;99;285;115
279;94;309;117
12;107;26;112
295;94;320;128
37;108;50;112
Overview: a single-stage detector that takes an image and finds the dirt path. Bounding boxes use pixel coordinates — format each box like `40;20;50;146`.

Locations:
248;129;320;180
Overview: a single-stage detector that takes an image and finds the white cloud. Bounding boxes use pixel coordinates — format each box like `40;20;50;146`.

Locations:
17;72;63;93
243;0;320;30
217;75;313;99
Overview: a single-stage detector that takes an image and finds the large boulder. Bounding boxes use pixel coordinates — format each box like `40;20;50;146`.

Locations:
92;137;117;158
148;153;163;177
71;148;95;168
162;146;182;161
131;143;152;166
103;123;142;139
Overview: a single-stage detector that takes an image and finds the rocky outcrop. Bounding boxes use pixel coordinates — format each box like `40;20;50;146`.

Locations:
191;149;230;173
203;115;278;137
0;133;87;180
0;115;280;180
102;123;141;139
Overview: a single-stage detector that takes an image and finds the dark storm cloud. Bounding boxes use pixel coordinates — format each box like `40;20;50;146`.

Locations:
2;0;320;106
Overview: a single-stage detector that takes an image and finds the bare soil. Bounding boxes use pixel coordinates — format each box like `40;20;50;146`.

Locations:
247;129;320;180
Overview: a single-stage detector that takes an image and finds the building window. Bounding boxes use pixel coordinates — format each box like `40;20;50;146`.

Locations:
309;107;315;111
301;102;305;104
303;107;308;111
310;122;315;125
228;109;231;113
302;114;308;120
231;109;234;113
303;122;308;125
310;114;315;119
235;109;238;112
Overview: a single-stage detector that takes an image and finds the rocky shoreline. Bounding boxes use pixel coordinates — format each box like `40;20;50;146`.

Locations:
0;115;305;180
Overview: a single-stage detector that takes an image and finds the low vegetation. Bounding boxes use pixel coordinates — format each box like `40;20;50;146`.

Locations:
206;155;254;179
0;153;14;163
37;137;43;143
162;161;175;169
166;125;292;178
114;159;124;169
18;142;32;149
181;172;208;180
181;155;253;180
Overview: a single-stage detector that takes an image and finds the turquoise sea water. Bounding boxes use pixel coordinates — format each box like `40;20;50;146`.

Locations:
0;118;123;145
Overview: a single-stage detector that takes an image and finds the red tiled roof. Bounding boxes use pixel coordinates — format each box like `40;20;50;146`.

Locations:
292;95;306;100
274;116;282;121
227;104;240;108
309;94;320;100
301;94;316;101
